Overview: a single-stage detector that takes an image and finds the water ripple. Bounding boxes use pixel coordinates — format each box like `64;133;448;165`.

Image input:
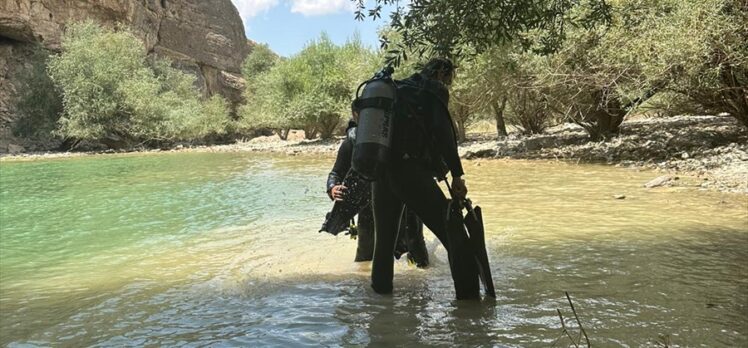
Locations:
1;154;746;346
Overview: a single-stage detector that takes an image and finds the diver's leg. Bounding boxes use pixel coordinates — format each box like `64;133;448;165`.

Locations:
388;162;449;244
404;209;429;268
371;174;404;294
354;204;374;262
391;161;479;299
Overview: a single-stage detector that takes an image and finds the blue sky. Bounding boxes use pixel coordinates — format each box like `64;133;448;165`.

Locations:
230;0;396;57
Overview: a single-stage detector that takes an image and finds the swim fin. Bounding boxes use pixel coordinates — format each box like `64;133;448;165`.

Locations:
446;198;496;298
463;200;496;298
319;169;371;235
446;200;481;300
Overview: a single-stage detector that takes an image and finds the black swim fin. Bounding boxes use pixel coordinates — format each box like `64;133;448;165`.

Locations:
446;200;481;300
463;200;496;298
447;199;496;298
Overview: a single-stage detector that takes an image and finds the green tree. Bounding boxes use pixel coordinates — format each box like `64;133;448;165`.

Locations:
449;58;489;142
525;0;748;139
48;21;231;147
451;46;526;138
645;0;747;127
238;43;283;137
242;43;279;81
240;33;376;139
354;0;611;60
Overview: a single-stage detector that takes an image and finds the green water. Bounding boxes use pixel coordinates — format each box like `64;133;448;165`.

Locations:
0;152;746;346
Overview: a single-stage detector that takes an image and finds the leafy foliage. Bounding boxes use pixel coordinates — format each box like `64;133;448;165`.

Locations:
528;0;748;135
239;34;377;139
47;21;230;146
242;43;279;81
355;0;747;141
354;0;612;62
443;0;747;141
449;58;489;141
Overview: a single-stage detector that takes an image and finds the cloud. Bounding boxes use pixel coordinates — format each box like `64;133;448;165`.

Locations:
289;0;354;16
232;0;355;22
232;0;280;20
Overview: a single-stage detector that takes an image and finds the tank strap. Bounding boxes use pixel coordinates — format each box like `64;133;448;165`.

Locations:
356;97;393;110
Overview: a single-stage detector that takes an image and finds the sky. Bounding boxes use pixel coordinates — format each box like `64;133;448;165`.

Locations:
230;0;396;57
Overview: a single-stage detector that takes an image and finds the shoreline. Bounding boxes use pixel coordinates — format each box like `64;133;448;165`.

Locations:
2;115;746;194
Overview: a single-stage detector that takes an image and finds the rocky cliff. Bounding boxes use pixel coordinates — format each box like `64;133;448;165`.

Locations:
0;0;252;152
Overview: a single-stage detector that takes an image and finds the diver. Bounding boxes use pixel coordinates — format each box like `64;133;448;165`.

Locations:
369;58;480;299
327;102;430;267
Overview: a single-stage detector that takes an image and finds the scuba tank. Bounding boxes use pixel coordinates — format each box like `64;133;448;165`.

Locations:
351;66;396;181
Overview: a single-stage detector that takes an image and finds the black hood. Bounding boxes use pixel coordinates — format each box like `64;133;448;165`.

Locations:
345;119;357;132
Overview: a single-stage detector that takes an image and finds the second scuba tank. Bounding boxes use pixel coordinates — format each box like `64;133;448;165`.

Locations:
352;67;396;181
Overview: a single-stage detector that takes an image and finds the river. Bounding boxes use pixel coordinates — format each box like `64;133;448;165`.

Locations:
0;152;746;346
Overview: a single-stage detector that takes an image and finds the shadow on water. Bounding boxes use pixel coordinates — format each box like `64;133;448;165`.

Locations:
336;289;502;347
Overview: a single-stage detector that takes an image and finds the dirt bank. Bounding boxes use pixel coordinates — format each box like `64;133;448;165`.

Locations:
460;115;747;193
2;115;746;193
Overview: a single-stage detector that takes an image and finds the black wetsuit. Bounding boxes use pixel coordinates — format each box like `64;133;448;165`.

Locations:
327;121;429;266
370;73;479;299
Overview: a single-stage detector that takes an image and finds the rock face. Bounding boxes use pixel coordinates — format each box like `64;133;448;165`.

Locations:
0;0;251;151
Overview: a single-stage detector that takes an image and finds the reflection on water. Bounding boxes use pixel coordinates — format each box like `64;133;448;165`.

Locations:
1;153;746;346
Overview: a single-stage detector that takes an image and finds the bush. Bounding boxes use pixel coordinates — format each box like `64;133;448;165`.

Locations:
522;0;748;138
242;43;279;83
658;0;747;127
449;57;490;142
48;21;231;146
239;33;377;139
506;84;554;135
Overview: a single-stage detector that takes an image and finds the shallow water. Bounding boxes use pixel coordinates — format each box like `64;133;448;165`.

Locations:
0;152;746;347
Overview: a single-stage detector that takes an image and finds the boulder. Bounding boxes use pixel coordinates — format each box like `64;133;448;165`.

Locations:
521;136;558;151
644;175;672;188
7;143;24;154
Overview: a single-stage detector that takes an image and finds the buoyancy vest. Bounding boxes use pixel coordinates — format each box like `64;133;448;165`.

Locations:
391;74;453;177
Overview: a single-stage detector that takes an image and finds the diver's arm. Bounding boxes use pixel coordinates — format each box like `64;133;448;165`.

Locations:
327;138;353;199
433;104;464;178
326;174;340;200
433;108;468;200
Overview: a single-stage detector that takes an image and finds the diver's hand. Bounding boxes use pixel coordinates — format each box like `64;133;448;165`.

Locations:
331;185;347;201
451;176;468;201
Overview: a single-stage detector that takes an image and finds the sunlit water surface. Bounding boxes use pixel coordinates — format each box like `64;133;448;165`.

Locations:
1;152;746;347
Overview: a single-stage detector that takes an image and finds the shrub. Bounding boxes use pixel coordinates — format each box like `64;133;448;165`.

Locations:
525;0;748;138
242;43;279;83
506;84;554;135
239;33;376;139
47;21;231;146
